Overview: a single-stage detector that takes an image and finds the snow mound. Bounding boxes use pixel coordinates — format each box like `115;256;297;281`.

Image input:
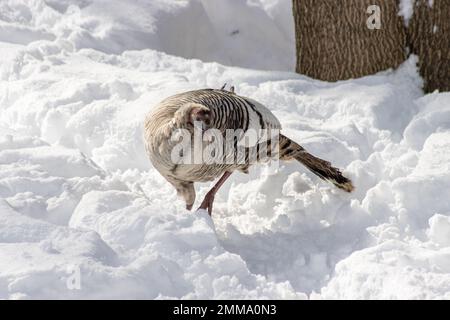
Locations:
0;0;294;71
1;0;450;299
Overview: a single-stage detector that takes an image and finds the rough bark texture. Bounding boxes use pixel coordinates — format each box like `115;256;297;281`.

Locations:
408;0;450;93
293;0;407;81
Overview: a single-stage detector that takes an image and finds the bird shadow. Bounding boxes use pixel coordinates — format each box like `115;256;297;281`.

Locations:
216;217;370;295
210;165;371;295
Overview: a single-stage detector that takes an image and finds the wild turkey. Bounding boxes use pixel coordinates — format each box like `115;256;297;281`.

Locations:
144;85;353;215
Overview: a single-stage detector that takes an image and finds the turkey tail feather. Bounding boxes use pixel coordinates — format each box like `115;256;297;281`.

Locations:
279;135;354;192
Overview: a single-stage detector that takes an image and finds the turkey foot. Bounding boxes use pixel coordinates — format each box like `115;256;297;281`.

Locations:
198;190;215;215
198;171;232;216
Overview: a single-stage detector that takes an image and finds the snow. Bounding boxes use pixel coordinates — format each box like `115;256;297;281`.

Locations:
398;0;434;26
1;0;449;299
0;0;294;71
399;0;415;26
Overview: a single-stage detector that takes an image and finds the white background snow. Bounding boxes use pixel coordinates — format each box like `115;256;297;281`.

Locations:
0;0;449;299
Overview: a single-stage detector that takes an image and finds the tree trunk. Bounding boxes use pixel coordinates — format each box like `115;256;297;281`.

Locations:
293;0;407;81
408;0;450;93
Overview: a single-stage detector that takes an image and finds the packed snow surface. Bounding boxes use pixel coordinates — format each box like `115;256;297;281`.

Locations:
1;0;449;299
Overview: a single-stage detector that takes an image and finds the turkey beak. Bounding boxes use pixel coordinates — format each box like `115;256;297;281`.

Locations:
203;116;211;130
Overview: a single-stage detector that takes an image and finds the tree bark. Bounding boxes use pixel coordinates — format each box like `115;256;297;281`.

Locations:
293;0;407;81
408;0;450;93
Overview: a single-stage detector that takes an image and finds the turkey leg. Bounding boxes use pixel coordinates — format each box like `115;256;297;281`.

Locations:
198;171;232;216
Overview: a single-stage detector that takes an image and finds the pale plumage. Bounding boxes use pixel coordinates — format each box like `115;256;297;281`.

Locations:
144;86;353;214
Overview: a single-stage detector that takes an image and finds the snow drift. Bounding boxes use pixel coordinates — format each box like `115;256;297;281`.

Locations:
0;0;449;299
